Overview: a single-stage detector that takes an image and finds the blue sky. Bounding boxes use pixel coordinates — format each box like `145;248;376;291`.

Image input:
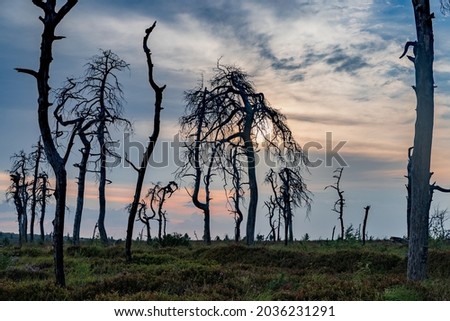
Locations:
1;0;450;241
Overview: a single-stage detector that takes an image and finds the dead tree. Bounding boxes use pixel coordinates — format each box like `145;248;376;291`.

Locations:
362;205;371;245
181;65;307;245
36;172;52;242
429;206;450;239
325;167;345;240
8;151;30;244
7;173;27;247
224;147;246;242
264;195;280;242
54;50;129;245
146;181;178;242
177;89;221;245
125;22;166;261
400;0;444;281
87;50;129;245
15;0;78;287
29;140;45;242
136;201;153;244
266;167;312;245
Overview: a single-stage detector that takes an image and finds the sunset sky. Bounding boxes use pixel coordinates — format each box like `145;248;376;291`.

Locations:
1;0;450;241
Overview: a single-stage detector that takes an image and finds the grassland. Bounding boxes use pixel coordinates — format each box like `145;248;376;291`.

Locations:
1;239;450;300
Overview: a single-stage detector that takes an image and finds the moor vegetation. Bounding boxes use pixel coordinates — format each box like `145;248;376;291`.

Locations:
1;239;450;301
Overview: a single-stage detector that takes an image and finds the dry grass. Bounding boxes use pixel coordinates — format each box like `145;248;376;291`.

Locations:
0;240;449;300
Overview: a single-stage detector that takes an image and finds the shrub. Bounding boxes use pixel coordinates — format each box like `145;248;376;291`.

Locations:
160;233;190;247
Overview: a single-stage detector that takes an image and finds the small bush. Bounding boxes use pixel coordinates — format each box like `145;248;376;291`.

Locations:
159;233;190;247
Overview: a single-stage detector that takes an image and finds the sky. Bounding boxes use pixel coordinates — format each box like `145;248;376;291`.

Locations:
0;0;450;241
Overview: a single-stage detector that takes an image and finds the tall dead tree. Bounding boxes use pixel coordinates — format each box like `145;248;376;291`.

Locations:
181;65;307;245
400;0;450;281
325;167;345;240
125;22;166;261
178;88;224;245
15;0;77;287
88;50;129;244
72;127;93;245
55;50;129;245
224;147;246;242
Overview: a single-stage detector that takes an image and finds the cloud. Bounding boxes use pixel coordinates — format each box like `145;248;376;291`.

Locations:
287;112;365;126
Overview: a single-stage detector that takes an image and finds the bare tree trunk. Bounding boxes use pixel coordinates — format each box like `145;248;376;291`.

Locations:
10;174;26;247
97;119;108;244
73;134;91;246
30;140;43;242
15;0;78;287
40;174;48;243
407;0;434;281
362;206;371;245
406;147;413;239
242;110;258;245
189;89;212;245
145;222;151;244
125;22;165;261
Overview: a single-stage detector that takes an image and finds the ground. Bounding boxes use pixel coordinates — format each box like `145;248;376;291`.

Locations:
0;239;449;300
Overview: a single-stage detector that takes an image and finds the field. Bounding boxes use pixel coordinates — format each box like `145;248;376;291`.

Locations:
1;239;450;300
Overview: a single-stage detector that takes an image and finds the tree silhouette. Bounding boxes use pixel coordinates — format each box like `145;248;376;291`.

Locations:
55;50;130;245
224;147;246;242
325;168;345;240
36;172;52;242
146;181;179;242
181;65;307;245
29;140;45;242
266;167;312;245
15;0;78;287
400;0;450;281
125;22;166;261
178;87;225;245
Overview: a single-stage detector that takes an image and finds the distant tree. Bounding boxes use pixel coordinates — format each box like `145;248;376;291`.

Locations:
362;205;371;245
266;167;312;245
7;173;26;247
429;206;450;240
146;181;179;242
134;200;153;244
125;22;166;261
325;167;345;240
264;195;280;242
15;0;78;287
6;151;30;245
181;65;308;245
29;140;45;242
36;172;53;242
